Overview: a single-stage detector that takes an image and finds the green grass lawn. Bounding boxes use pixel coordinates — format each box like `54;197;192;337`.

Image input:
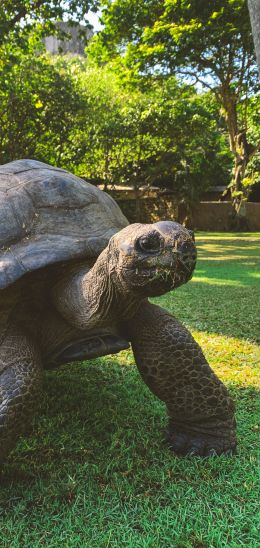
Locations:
1;233;259;547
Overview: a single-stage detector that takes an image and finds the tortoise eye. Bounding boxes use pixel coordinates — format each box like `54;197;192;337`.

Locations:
137;231;163;254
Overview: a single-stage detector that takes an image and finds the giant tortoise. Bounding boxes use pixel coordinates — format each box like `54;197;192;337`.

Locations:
0;160;236;462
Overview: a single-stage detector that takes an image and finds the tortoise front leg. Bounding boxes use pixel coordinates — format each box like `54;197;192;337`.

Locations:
0;327;42;463
124;302;236;456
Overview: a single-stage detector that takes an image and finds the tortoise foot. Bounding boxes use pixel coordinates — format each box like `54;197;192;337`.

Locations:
166;418;237;457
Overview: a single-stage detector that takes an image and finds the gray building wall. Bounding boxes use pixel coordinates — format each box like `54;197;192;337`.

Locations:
44;22;93;55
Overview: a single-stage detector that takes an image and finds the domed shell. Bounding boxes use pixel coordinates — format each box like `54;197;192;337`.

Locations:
0;160;128;289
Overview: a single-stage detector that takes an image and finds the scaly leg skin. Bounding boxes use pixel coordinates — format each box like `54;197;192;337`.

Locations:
0;327;42;463
124;302;236;456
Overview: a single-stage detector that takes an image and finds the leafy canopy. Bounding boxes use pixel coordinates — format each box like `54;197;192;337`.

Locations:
90;0;259;204
0;45;232;202
0;0;98;46
96;0;256;89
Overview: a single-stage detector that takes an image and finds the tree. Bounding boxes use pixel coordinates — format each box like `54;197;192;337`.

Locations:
0;44;85;166
0;40;232;223
92;0;259;217
68;62;231;208
0;0;98;47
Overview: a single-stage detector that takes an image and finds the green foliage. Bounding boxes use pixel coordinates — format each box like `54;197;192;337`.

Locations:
1;0;259;204
91;0;259;201
71;65;231;198
0;234;259;546
0;0;98;47
95;0;256;85
0;44;84;166
0;45;232;203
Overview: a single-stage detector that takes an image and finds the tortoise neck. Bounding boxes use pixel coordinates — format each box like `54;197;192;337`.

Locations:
52;248;143;330
90;250;143;323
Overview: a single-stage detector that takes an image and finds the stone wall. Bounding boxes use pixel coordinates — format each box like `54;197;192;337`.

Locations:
115;195;260;231
189;202;233;231
183;202;260;231
245;203;260;231
117;196;178;224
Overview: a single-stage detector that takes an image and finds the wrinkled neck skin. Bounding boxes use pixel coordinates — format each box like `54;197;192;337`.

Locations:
53;247;143;331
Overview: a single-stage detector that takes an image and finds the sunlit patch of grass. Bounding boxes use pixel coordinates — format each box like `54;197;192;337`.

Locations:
191;275;248;286
0;233;259;547
194;331;259;387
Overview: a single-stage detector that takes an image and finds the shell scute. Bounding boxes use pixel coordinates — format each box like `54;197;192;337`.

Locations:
0;160;128;289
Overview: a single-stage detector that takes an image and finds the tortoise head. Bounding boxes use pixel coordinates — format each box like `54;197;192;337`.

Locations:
52;220;196;331
108;221;197;297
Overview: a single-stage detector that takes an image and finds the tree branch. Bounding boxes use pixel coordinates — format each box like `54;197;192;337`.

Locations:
176;69;214;91
7;0;46;30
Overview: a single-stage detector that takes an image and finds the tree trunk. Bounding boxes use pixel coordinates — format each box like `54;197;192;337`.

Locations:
220;88;252;229
103;143;109;192
248;0;260;76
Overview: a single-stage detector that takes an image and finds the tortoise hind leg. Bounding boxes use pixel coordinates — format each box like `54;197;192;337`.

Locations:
124;302;236;457
0;327;42;463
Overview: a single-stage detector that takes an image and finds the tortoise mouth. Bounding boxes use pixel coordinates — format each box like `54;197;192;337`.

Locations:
132;266;177;281
121;259;195;295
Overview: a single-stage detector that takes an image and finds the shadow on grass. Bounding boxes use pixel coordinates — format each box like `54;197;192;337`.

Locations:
1;360;163;484
1;357;259;490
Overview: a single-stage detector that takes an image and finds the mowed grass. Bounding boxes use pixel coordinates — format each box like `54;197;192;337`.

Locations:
0;233;259;548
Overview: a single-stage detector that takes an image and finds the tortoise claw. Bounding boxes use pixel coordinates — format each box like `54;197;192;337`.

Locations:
166;423;237;457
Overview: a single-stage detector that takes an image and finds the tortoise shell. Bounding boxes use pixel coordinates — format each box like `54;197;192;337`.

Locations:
0;160;128;289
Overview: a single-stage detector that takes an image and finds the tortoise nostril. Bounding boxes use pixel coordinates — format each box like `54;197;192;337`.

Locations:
188;229;195;241
137;230;163;254
176;240;197;270
178;241;196;255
